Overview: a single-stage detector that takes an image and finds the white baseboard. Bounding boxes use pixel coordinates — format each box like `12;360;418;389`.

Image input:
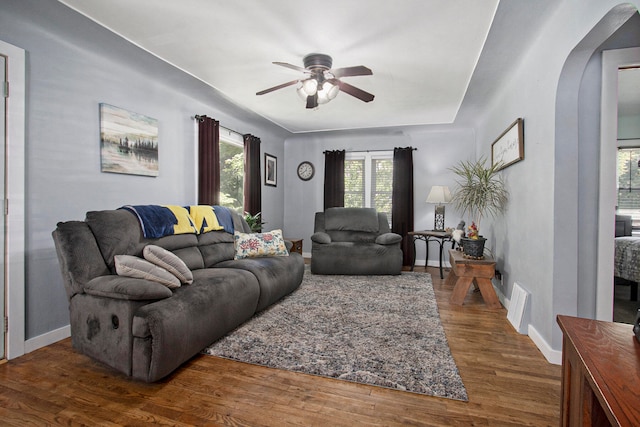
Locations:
488;283;562;365
24;325;71;354
528;324;562;365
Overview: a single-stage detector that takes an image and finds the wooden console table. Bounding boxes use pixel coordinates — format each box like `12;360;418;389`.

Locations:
445;249;500;309
285;238;303;255
557;315;640;426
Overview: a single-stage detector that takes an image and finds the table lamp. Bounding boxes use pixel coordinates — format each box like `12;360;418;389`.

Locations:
426;185;452;231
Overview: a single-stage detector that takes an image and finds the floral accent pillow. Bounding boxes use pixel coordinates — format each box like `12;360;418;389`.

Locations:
234;229;289;260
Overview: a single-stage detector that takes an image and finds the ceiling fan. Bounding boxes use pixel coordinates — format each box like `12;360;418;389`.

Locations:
256;53;374;109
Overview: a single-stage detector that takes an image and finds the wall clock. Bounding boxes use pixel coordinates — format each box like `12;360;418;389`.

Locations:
297;161;315;181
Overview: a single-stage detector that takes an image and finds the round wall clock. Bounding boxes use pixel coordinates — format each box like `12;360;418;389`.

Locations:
297;161;315;181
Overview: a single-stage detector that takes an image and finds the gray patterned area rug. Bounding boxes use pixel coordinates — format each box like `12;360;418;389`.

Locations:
203;271;468;401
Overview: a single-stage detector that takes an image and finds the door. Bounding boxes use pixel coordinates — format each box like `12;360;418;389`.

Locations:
0;54;6;359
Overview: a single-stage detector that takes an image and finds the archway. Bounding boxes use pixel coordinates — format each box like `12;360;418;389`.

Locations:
553;4;639;336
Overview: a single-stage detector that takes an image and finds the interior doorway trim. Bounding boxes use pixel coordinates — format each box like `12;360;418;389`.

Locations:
0;39;25;359
597;46;640;320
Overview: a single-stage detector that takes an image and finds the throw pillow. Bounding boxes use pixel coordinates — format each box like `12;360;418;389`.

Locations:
114;255;181;289
143;245;194;284
234;229;289;260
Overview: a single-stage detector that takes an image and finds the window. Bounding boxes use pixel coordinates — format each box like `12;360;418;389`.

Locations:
219;128;244;212
617;147;640;229
345;151;393;224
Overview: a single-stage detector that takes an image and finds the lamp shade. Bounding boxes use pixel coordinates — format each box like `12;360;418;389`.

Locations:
426;186;452;204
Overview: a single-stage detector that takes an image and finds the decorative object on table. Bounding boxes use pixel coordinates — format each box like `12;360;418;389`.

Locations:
296;161;315;181
491;118;524;171
204;271;468;401
426;185;452;231
244;211;265;232
450;157;508;259
452;229;465;247
99;103;159;177
264;153;277;187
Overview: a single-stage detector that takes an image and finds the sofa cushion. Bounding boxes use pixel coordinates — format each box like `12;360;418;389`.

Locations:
324;207;379;232
310;231;331;244
143;245;193;284
115;255;180;289
216;253;304;311
233;229;289;259
85;275;173;300
375;232;402;245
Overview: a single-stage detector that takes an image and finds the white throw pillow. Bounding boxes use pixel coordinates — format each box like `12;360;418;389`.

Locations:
143;245;193;284
114;255;181;289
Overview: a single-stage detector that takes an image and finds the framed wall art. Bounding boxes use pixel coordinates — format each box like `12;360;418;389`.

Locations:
265;153;277;187
491;118;524;171
100;103;159;177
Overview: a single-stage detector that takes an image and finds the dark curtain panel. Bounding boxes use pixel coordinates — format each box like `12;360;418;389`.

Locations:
243;134;262;216
197;116;220;205
323;150;345;209
392;147;415;266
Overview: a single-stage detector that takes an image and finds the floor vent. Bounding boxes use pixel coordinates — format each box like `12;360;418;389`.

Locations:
507;282;529;334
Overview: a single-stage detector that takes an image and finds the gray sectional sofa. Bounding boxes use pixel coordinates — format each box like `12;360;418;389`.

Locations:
52;207;304;382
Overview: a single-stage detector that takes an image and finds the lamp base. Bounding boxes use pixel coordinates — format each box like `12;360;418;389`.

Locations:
434;205;445;231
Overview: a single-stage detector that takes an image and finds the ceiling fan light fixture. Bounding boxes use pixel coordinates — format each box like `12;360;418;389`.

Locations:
317;80;340;104
301;78;318;96
257;53;374;108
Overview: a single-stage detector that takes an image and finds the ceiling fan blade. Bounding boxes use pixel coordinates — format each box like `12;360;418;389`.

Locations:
273;62;311;74
331;65;373;78
306;94;318;109
336;81;375;103
256;80;299;96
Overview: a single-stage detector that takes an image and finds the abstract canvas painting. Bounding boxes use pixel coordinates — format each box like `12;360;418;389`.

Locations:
100;103;159;177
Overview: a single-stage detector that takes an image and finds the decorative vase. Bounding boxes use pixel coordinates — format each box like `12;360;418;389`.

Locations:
461;237;486;259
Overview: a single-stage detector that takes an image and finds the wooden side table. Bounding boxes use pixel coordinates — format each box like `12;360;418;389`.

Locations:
445;249;500;309
408;230;455;279
286;238;303;255
557;315;640;426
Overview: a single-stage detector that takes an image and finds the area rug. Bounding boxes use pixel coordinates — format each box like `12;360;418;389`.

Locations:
203;271;468;401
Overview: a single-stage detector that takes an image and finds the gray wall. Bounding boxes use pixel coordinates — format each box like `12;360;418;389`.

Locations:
469;0;640;352
283;125;475;263
0;0;289;340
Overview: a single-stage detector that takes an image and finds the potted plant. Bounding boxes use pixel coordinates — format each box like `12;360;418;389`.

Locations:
244;211;265;233
450;157;508;258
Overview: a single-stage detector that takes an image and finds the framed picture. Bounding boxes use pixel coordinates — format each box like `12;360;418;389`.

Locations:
491;118;524;171
100;103;159;177
265;153;277;187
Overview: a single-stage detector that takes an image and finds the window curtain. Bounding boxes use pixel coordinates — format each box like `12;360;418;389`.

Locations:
323;150;345;209
243;134;262;217
392;147;414;266
197;116;220;205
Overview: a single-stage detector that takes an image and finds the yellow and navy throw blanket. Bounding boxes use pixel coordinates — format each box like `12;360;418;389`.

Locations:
119;205;235;238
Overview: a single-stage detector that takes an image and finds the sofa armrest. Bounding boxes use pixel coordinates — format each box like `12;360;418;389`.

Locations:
375;232;402;245
85;275;173;301
311;231;332;244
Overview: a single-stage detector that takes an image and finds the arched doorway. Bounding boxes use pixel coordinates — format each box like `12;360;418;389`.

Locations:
554;4;639;326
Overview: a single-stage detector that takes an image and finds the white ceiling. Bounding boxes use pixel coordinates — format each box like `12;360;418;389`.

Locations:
58;0;500;133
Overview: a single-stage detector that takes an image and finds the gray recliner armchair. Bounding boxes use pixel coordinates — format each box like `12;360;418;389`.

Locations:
310;207;403;275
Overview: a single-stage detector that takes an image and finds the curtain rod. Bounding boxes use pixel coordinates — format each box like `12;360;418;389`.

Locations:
323;148;417;154
193;115;243;138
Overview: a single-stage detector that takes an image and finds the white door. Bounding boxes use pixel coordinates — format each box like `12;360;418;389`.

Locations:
0;54;6;359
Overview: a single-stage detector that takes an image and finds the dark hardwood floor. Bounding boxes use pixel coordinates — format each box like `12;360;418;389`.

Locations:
0;266;561;426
